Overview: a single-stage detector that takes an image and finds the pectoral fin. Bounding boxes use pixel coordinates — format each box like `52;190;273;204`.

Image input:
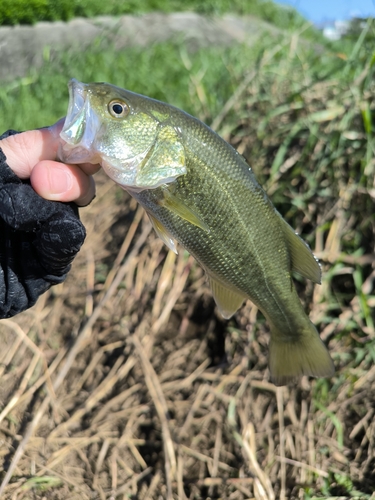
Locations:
147;212;178;254
160;188;209;232
208;276;245;319
280;218;321;284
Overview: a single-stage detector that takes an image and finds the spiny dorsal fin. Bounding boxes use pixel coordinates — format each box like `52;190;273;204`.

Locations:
280;217;321;284
208;276;245;319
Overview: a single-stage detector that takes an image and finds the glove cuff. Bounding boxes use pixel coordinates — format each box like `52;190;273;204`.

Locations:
0;130;23;185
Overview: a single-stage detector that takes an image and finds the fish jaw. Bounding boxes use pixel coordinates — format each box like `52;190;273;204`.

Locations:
59;79;187;190
58;79;102;165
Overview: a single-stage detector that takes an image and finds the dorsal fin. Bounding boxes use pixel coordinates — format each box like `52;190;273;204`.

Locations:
280;217;321;284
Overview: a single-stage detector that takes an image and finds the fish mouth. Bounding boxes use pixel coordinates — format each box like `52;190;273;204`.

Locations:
58;79;100;164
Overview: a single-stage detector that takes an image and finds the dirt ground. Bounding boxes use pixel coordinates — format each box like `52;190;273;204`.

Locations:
0;168;375;500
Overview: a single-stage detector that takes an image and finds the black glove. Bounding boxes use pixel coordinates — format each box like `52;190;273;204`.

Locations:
0;130;86;318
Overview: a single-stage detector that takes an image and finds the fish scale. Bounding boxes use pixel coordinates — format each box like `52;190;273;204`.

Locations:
59;79;334;385
136;150;289;312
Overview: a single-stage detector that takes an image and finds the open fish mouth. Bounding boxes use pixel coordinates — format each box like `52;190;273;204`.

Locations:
62;79;88;144
58;79;100;164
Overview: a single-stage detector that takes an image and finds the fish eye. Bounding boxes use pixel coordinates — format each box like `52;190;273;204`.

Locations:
108;100;129;118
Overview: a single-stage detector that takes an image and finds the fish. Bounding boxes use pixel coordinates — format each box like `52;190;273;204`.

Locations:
58;78;334;385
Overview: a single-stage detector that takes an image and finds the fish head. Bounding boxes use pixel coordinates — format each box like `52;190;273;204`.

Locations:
59;79;186;190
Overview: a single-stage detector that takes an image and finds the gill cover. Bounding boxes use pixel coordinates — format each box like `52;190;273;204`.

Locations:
59;79;187;191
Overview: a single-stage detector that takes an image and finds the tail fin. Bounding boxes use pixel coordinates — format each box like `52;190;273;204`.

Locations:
268;323;334;386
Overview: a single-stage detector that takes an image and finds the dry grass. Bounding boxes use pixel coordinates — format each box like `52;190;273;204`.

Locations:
1;27;375;500
0;168;373;499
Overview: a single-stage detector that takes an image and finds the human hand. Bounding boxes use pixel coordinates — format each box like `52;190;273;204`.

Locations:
0;118;100;206
0;121;100;318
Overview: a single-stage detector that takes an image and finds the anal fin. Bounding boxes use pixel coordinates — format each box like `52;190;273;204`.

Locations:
208;276;245;319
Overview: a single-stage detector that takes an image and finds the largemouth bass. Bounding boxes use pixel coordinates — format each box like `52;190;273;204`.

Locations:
59;79;334;385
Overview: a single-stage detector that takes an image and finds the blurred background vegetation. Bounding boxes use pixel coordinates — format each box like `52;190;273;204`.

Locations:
0;0;311;32
1;1;375;498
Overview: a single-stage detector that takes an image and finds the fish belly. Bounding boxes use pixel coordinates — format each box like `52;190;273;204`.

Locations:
134;152;295;334
132;139;334;385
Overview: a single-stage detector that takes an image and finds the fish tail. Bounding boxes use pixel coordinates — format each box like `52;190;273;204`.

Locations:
268;321;334;386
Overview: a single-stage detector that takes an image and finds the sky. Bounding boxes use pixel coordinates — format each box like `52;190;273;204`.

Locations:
275;0;375;24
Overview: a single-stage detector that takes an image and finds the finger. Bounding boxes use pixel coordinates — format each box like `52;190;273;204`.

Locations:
0;120;101;179
0;120;64;178
69;161;101;176
30;160;96;206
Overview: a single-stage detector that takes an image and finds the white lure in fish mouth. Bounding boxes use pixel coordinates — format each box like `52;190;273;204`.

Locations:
58;79;101;165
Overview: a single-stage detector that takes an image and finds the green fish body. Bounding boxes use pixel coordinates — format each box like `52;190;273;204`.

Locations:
59;79;334;385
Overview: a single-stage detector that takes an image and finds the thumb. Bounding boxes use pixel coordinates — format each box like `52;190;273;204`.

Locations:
0;119;65;179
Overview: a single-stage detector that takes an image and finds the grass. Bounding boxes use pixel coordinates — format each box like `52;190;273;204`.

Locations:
0;40;248;131
0;0;315;37
0;16;375;500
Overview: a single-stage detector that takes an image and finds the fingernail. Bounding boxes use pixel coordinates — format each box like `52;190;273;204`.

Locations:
48;166;73;194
